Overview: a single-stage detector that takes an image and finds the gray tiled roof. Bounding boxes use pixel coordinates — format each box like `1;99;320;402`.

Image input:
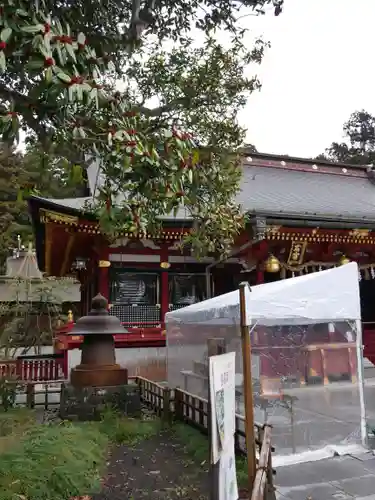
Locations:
238;163;375;221
35;196;92;211
31;160;375;223
32;195;192;221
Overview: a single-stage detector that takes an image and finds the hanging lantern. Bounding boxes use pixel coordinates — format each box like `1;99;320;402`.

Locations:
71;256;88;271
339;255;350;266
264;254;281;273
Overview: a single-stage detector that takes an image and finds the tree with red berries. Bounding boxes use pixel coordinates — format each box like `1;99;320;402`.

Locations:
0;0;282;256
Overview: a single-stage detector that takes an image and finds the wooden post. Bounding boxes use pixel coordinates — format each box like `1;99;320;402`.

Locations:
174;388;184;421
26;383;35;409
207;337;226;500
239;282;256;496
162;386;171;425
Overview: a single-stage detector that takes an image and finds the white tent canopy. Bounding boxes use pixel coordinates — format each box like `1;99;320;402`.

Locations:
165;262;361;326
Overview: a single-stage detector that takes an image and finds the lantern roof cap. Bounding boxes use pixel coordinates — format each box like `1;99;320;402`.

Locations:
69;293;127;336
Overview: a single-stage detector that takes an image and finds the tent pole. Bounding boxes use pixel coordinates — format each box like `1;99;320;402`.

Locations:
239;282;256;496
355;319;367;447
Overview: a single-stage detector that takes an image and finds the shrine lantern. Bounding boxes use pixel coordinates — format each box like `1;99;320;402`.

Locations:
264;254;281;273
69;293;128;388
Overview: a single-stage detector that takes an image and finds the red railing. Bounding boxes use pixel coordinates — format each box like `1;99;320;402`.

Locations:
0;354;66;382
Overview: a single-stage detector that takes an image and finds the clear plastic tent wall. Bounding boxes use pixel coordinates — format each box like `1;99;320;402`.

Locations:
165;263;367;460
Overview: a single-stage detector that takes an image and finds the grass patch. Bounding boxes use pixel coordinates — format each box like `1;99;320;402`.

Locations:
0;408;36;453
98;409;162;445
0;408;163;500
171;423;248;488
0;420;107;500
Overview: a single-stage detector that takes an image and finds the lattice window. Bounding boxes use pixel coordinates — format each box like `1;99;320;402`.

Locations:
110;272;159;305
109;304;161;326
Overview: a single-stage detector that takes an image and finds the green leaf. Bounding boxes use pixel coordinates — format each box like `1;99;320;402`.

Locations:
76;83;83;101
71;164;83;182
192;150;200;165
17;189;24;202
77;32;86;45
65;43;76;62
26;58;45;70
0;51;6;72
0;28;12;42
56;72;71;83
21;24;44;34
188;169;193;183
15;8;28;16
45;66;52;83
68;84;75;101
55;44;65;66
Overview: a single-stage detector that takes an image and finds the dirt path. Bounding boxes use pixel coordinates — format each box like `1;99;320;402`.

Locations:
91;431;210;500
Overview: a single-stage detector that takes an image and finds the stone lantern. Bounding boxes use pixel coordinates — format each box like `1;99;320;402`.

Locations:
69;293;128;388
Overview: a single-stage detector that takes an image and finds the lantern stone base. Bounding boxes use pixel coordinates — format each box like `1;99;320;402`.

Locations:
70;363;128;388
59;383;141;421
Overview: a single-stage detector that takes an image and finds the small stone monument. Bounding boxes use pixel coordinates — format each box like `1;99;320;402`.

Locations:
70;293;128;387
60;294;141;421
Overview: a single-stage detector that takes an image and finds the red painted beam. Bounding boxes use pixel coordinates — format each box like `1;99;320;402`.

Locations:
56;328;166;350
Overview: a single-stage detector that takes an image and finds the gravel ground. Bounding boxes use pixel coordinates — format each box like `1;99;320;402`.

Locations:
91;431;210;500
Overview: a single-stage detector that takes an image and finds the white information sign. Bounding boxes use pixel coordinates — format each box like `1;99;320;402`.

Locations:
209;351;238;500
219;438;239;500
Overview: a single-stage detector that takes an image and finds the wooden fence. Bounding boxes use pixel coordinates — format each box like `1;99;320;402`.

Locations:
0;354;66;382
0;381;63;410
133;376;276;499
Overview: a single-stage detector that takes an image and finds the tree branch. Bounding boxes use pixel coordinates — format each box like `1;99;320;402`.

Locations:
138;96;203;117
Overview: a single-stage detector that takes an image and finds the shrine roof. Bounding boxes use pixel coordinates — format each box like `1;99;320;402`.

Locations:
238;153;375;223
28;151;375;225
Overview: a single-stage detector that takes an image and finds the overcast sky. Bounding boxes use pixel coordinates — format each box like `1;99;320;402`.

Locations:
240;0;375;158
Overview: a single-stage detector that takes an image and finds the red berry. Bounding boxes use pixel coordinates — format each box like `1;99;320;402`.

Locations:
0;41;6;50
44;57;54;67
44;23;50;34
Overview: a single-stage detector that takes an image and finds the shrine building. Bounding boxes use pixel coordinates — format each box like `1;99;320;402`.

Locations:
28;151;375;381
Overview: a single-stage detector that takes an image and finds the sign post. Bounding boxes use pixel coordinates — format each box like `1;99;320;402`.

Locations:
239;282;256;497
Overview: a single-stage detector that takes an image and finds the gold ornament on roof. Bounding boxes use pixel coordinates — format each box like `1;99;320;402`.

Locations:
264;254;281;273
339;255;350;266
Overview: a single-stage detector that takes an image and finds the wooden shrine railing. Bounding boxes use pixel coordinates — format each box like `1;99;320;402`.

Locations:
132;376;276;499
0;354;66;382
